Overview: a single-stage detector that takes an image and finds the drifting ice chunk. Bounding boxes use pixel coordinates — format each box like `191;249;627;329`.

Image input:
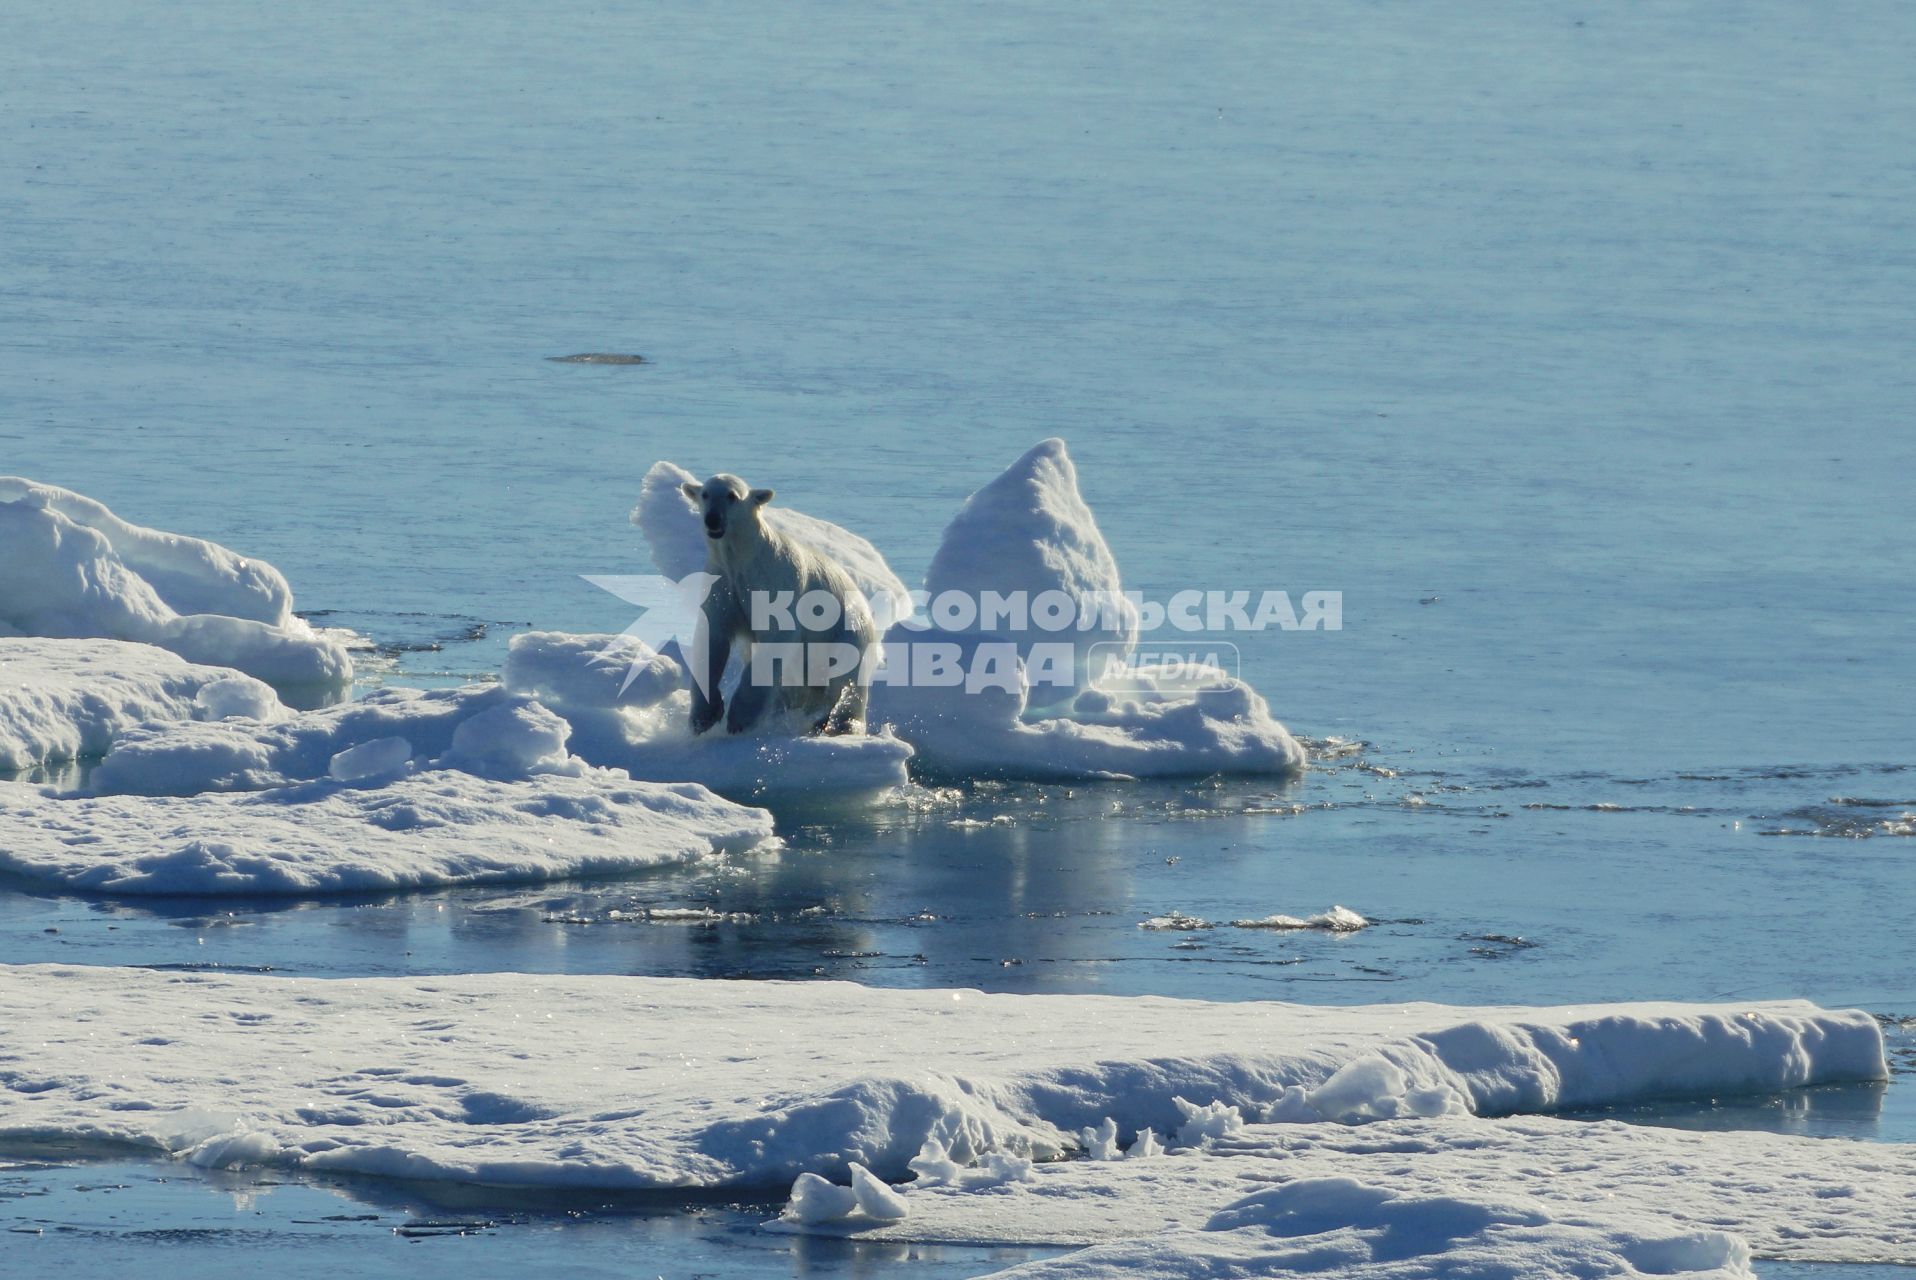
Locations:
0;480;351;701
194;675;283;722
922;439;1137;706
1233;906;1369;932
90;671;914;806
785;1172;861;1225
848;1162;911;1220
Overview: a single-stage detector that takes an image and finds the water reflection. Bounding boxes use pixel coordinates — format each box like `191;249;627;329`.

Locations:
1571;1080;1904;1143
0;1154;1054;1280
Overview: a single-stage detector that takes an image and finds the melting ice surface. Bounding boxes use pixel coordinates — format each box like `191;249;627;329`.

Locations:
5;0;1916;1275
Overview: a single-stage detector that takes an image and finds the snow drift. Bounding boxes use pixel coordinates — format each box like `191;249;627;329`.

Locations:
0;478;351;702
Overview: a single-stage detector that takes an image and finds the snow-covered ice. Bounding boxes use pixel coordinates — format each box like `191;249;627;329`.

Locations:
832;1113;1916;1268
628;443;1305;782
5;679;776;896
0;638;283;775
0;479;352;701
0;966;1880;1195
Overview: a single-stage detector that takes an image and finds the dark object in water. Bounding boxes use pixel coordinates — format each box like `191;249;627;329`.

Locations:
547;352;646;365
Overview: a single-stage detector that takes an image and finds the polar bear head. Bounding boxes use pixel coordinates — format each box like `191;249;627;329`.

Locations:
682;473;774;542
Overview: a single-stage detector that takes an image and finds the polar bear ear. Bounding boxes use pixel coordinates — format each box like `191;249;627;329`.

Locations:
681;480;700;500
749;488;775;507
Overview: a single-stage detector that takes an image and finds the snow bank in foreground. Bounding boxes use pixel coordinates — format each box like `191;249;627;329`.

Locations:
0;772;772;895
0;479;351;701
834;1113;1915;1268
0;638;283;774
0;967;1879;1196
973;1175;1752;1279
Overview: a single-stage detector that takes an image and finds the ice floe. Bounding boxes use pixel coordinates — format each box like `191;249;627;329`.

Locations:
1232;905;1370;932
4;678;775;895
628;442;1304;782
0;966;1880;1199
0;638;284;775
0;772;772;896
0;478;352;702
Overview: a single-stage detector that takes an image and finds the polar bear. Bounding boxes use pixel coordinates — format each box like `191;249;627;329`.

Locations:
682;474;878;736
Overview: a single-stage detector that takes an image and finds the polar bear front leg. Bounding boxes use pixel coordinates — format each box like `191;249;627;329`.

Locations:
726;649;774;734
688;585;740;736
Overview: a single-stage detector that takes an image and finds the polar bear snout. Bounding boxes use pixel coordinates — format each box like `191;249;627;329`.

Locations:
683;474;776;544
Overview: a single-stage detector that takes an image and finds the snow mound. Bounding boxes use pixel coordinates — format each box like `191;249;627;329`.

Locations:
0;967;1880;1198
971;1175;1752;1279
0;773;772;895
0;477;294;624
0;638;285;775
0;480;351;701
503;630;683;712
922;439;1137;706
633;460;912;627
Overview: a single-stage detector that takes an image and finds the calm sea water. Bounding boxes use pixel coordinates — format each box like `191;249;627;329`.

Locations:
3;2;1913;1273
